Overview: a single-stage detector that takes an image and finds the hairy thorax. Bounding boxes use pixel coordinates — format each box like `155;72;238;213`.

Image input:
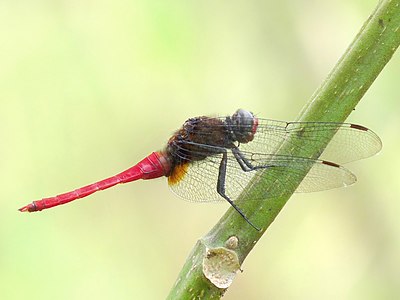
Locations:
166;116;235;163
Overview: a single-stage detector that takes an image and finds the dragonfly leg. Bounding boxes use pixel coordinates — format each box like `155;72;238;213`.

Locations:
217;151;260;231
231;147;267;172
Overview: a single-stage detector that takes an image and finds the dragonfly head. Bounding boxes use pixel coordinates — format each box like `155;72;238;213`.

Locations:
230;109;258;143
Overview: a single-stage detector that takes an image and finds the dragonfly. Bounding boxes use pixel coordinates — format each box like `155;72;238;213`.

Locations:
19;109;382;230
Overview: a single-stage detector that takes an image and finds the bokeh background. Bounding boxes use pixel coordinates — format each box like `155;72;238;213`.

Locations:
1;1;399;299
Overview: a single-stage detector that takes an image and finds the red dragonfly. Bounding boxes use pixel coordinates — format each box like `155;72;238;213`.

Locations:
19;109;382;230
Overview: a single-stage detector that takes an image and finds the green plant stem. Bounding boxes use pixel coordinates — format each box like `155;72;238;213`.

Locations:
167;0;400;299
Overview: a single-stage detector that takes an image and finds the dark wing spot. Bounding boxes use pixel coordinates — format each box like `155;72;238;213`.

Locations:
350;123;368;131
322;160;340;168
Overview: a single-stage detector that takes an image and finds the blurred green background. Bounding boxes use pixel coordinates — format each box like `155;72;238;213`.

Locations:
1;1;399;299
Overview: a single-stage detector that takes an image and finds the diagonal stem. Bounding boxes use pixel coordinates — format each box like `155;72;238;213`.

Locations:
167;0;400;298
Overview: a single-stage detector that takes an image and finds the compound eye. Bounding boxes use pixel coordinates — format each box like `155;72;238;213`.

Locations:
236;109;253;120
231;109;257;143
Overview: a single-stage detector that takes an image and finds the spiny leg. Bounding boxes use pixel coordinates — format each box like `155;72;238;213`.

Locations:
217;150;260;231
231;147;269;172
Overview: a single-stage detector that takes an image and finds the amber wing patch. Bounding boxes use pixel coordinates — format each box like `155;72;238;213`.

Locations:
168;163;189;186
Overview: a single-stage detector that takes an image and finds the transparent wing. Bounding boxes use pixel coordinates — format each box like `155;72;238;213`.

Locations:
191;116;382;164
168;149;356;203
249;119;382;164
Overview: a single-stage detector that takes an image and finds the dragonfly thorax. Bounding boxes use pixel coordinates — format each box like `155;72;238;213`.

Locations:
166;116;232;163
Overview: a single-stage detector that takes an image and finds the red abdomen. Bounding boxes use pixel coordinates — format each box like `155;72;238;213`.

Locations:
19;152;171;212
